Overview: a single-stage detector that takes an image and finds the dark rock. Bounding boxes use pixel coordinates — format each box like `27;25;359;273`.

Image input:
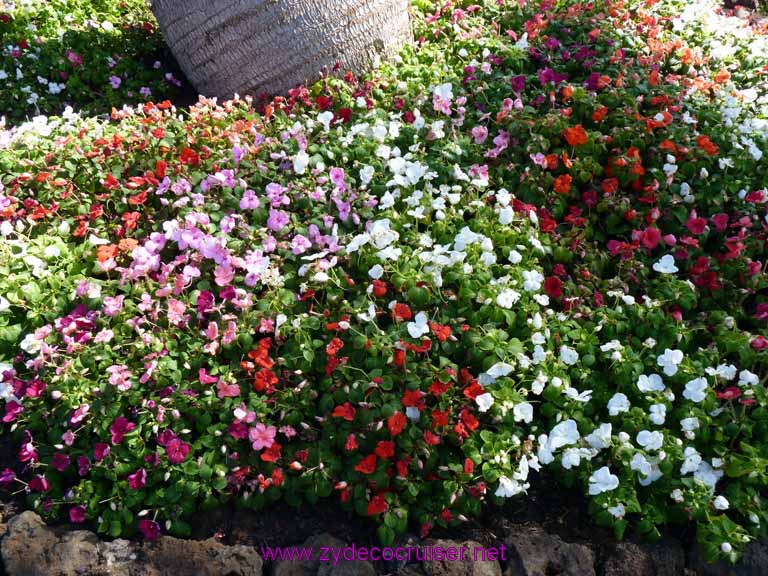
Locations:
601;539;685;576
422;539;502;576
504;525;595;576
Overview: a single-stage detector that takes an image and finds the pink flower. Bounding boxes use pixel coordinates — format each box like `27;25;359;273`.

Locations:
66;50;83;66
751;336;768;351
138;519;161;541
106;365;133;391
127;468;147;489
103;295;124;316
110;417;136;444
165;439;190;464
239;189;260;210
217;381;241;399
248;423;277;451
167;299;187;326
471;126;488;144
69;505;86;523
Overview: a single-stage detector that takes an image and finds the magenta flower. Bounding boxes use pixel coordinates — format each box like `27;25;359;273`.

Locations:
29;475;50;493
0;468;16;486
127;468;147;489
471;126;488;144
50;452;71;472
510;74;526;93
2;401;22;423
110;416;136;444
77;456;91;476
66;50;83;66
138;519;161;541
69;505;87;524
165;438;190;464
249;423;277;451
94;443;111;461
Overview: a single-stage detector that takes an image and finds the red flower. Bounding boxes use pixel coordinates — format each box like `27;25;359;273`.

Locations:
332;402;356;421
387;412;407;436
375;441;395;459
367;495;389;516
429;380;451;396
424;431;441;445
431;409;449;428
639;227;661;250
102;174;120;190
355;454;377;474
392;303;413;321
563;125;588;147
393;348;406;367
544;276;563;299
429;323;451;342
716;387;741;401
372;280;387;297
326;337;345;357
179;147;200;166
553;174;572;195
463;458;475;475
696;135;719;156
261;442;282;462
253;368;278;393
402;389;424;409
460;408;479;431
345;434;359;451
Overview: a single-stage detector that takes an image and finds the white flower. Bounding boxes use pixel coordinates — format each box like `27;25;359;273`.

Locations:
548;419;580;450
588;466;619;495
561;448;582;470
368;264;384;279
694;462;723;492
475;393;494;413
293;150;310;174
637;373;665;393
585;423;612;450
681;446;702;475
317;111;334;130
683;378;708;403
405;406;420;421
649;404;666;425
721;543;732;554
357;304;377;322
653;254;679;274
433;82;454;101
680;417;700;432
368;219;399;249
20;333;42;355
522;270;544;291
0;295;10;313
705;364;737;380
513;402;533;423
738;370;759;386
407;312;430;339
657;349;684;376
607;504;626;519
486;362;514;378
713;495;729;510
559;345;579;366
607;393;630;416
563;387;592;403
637;430;664;451
508;250;522;264
496;288;521;308
495;475;525;498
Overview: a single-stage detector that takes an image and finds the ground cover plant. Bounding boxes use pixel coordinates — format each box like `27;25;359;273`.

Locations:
0;0;767;564
0;0;179;123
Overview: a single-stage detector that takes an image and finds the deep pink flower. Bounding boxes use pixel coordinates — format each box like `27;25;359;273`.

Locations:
0;468;16;486
127;468;147;489
77;456;90;476
69;505;86;523
70;403;90;425
751;336;768;351
110;417;136;444
165;438;190;464
29;475;50;493
94;443;111;461
50;452;70;472
138;519;161;541
2;401;22;423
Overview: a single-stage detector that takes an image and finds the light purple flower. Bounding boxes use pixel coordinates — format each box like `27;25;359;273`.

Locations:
109;75;122;89
267;209;289;232
239;189;260;210
291;234;312;255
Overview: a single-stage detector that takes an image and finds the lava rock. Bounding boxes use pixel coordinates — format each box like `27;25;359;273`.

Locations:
422;538;502;576
504;525;595;576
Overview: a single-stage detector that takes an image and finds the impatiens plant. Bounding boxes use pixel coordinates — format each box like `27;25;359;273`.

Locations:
0;0;767;564
0;0;180;123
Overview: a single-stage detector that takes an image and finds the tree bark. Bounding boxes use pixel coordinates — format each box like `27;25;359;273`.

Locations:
151;0;412;99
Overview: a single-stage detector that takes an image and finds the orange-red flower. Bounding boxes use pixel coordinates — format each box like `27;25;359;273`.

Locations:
563;125;588;147
553;174;573;195
697;135;719;156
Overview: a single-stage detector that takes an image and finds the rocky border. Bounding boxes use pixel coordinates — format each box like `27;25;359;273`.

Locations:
2;506;768;576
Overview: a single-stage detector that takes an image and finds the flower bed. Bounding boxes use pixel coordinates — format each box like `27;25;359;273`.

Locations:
0;0;179;123
0;0;767;564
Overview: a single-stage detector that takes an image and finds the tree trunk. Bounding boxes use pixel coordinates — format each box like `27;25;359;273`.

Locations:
150;0;412;99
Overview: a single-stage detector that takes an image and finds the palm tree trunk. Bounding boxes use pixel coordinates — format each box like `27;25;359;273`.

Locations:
151;0;412;99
